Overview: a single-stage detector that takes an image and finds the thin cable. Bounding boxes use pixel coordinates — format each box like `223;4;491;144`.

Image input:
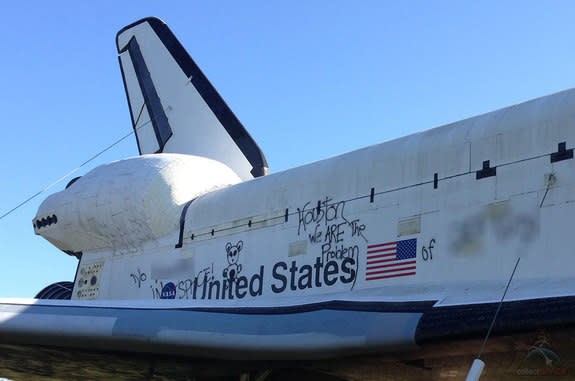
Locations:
539;173;556;208
0;104;149;221
0;130;134;221
477;256;521;359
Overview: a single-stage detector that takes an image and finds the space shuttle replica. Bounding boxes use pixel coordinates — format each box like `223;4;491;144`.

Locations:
3;17;575;378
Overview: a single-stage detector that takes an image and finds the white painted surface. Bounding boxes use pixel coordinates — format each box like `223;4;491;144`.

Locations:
117;19;262;181
30;87;575;305
34;154;240;254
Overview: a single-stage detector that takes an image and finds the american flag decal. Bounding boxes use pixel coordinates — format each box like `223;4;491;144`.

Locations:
366;238;417;281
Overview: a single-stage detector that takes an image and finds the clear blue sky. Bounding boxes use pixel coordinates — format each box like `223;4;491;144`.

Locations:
1;1;575;297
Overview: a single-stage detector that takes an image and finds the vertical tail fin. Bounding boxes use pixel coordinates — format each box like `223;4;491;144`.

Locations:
116;17;268;180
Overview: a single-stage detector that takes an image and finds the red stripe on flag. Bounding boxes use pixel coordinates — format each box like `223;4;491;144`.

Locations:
366;265;416;277
366;257;397;266
366;260;416;271
367;242;397;249
366;252;396;261
366;272;416;281
366;247;396;255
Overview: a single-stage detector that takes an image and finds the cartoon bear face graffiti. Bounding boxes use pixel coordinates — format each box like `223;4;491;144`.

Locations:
223;241;243;281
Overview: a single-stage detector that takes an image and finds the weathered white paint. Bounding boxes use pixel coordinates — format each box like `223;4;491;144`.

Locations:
33;87;575;306
34;154;241;255
117;20;266;180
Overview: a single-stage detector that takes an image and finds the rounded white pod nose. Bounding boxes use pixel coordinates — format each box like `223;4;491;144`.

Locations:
34;153;241;254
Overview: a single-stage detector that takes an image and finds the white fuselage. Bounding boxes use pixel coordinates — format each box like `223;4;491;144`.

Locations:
35;88;575;307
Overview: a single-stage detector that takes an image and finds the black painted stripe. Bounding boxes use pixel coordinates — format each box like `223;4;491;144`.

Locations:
9;295;575;342
415;295;575;344
3;299;435;315
6;295;575;349
179;300;436;315
125;37;173;152
175;199;195;248
118;56;143;155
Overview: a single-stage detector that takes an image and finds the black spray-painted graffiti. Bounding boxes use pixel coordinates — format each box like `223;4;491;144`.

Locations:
150;267;264;300
297;197;346;235
150;263;215;299
148;236;358;300
130;268;147;288
176;264;216;299
150;259;357;300
421;238;436;261
297;197;367;260
223;241;243;283
297;197;366;290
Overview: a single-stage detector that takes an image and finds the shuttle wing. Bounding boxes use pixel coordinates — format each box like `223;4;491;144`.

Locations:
2;296;575;379
5;16;575;380
116;17;268;180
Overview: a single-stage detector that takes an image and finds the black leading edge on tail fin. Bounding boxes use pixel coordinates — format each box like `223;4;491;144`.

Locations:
116;17;268;180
